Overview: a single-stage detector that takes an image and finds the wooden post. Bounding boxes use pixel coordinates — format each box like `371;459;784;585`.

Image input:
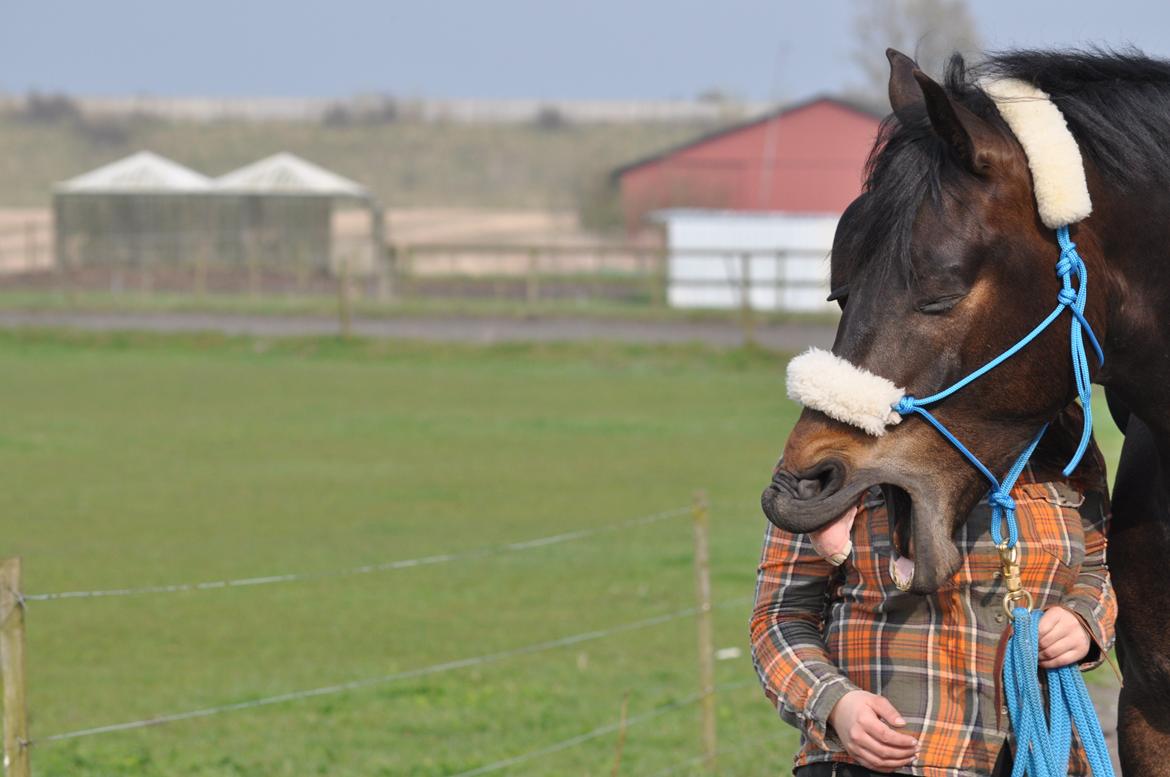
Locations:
526;247;540;310
739;252;756;347
23;222;36;272
653;247;668;308
247;256;260;298
399;245;413;301
337;254;352;338
691;492;717;772
194;242;208;298
0;558;30;777
370;203;391;303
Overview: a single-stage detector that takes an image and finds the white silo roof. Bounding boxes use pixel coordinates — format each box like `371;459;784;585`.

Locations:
214;152;367;198
55;151;213;193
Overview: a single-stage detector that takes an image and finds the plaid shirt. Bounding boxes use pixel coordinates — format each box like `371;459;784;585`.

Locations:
750;474;1115;777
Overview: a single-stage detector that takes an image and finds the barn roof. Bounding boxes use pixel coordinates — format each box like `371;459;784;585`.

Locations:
611;95;885;180
213;152;368;198
55;151;213;193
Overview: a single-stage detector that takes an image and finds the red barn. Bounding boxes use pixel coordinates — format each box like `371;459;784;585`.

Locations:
613;96;884;229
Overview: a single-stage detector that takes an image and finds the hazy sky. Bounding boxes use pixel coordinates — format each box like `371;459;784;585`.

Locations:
3;1;1170;100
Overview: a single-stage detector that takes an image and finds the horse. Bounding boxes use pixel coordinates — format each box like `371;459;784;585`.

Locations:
760;48;1170;775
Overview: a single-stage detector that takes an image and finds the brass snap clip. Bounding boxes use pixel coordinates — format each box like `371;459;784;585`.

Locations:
997;541;1033;617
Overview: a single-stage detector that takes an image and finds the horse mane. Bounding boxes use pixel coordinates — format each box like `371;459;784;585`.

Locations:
841;48;1170;284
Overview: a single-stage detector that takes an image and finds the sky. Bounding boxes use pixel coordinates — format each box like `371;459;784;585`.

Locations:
3;1;1170;100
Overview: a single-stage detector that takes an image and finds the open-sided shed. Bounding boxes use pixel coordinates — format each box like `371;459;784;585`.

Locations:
53;151;383;278
212;153;383;274
53;151;214;269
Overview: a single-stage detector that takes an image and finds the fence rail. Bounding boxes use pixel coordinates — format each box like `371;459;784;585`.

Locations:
0;494;764;776
0;219;834;343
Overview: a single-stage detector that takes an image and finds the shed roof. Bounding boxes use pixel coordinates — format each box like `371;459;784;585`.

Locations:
214;152;367;198
55;151;213;193
611;95;884;180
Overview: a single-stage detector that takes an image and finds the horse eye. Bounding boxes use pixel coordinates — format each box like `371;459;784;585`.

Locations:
915;293;967;314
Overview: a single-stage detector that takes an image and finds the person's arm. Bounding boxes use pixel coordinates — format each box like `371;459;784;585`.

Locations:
1060;489;1117;670
749;520;858;748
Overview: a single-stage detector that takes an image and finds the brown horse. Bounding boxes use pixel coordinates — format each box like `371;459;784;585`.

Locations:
761;49;1170;775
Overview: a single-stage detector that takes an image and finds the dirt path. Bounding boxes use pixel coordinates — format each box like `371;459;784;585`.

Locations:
0;310;838;350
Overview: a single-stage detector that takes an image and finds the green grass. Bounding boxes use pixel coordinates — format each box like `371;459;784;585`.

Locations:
0;331;1125;776
3;332;805;777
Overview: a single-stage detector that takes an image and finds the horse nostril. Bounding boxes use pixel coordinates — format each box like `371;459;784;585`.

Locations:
780;459;845;501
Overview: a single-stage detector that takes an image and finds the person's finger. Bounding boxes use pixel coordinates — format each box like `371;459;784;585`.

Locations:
1039;634;1084;661
1037;611;1057;638
1038;615;1073;642
1037;608;1069;638
862;715;918;749
854;747;915;772
1040;649;1084;669
852;740;916;772
854;731;918;761
868;695;907;727
1038;624;1078;652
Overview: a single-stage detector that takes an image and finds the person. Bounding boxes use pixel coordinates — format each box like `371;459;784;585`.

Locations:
750;409;1116;777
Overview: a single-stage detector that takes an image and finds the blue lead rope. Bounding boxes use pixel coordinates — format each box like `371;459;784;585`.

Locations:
1004;609;1116;777
889;226;1113;776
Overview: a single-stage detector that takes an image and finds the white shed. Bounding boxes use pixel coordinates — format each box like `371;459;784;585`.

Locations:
652;209;838;313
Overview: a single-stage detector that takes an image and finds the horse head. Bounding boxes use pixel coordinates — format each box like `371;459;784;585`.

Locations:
761;50;1108;593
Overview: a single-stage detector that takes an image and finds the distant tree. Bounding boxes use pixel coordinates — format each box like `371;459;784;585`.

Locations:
849;0;981;107
575;168;624;235
533;105;568;132
322;103;354;128
696;87;736;104
365;95;399;124
75;117;131;147
20;91;81;124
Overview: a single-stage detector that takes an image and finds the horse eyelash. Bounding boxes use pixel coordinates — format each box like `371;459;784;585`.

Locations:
915;293;967;314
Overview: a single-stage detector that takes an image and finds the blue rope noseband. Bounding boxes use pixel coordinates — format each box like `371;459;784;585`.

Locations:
889;225;1113;776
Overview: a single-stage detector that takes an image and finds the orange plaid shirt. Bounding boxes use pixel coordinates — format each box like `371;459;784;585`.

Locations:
750;475;1115;777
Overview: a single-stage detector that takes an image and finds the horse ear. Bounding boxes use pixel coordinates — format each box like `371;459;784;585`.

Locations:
913;69;1007;176
886;49;922;117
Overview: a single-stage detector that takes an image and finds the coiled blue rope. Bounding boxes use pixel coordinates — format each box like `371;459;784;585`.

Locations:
889;226;1113;775
1003;608;1116;777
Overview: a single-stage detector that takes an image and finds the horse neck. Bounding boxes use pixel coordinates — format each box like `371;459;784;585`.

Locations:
1089;180;1170;461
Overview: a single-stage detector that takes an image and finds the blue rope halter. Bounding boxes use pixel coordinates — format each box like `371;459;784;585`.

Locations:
889;225;1113;777
891;225;1103;548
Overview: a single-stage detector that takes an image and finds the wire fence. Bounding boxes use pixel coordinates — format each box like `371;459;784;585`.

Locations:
23;504;691;603
0;494;770;776
32;596;747;746
447;680;758;777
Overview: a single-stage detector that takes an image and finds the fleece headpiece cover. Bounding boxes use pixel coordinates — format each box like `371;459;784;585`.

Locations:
981;77;1092;228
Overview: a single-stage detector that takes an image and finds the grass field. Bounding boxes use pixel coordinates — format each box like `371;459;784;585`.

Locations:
4;332;815;777
1;331;1124;777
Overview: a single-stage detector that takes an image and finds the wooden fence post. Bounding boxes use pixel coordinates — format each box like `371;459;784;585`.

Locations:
526;247;540;310
337;254;353;338
739;252;756;347
691;492;717;772
0;558;30;777
399;245;413;301
653;248;668;308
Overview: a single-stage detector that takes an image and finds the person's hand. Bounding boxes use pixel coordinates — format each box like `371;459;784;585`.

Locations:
828;690;917;771
1038;606;1091;668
